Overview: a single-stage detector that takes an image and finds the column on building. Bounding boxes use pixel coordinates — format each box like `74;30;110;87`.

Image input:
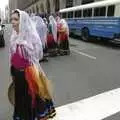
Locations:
74;0;82;6
59;0;66;10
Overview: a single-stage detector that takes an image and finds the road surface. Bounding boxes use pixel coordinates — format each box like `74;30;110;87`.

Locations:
0;25;120;119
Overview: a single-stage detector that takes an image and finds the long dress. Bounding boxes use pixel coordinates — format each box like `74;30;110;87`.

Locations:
10;9;56;120
31;16;48;62
58;25;70;55
11;45;56;120
47;23;57;56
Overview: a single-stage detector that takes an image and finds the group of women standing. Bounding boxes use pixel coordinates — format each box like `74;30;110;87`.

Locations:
9;8;70;120
31;14;70;61
48;15;70;56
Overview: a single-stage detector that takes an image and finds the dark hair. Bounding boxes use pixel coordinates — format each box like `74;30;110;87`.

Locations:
12;10;20;17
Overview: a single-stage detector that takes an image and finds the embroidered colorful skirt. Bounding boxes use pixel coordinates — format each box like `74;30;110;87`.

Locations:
58;32;70;55
10;66;56;120
47;34;58;56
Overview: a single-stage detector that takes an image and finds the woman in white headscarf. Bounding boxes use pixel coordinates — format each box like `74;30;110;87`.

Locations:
58;19;70;55
31;16;48;62
47;16;57;56
10;9;56;120
56;16;61;43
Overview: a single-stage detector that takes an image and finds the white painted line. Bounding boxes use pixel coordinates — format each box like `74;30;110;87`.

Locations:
71;48;96;60
54;88;120;120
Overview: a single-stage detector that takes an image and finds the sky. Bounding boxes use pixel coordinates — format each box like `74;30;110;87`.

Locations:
0;0;8;11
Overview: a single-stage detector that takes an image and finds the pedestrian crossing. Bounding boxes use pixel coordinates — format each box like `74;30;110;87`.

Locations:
52;88;120;120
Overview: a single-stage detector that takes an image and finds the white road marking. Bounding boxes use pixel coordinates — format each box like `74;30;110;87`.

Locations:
54;88;120;120
71;48;96;60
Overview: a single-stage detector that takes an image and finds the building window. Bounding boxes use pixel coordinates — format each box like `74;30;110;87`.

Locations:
82;0;94;4
66;0;73;8
83;8;92;17
75;10;82;18
107;5;115;17
94;7;106;17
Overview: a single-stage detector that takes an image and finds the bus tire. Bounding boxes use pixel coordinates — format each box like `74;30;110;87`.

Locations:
81;28;90;42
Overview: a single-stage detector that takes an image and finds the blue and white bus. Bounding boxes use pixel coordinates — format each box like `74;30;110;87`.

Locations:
59;0;120;42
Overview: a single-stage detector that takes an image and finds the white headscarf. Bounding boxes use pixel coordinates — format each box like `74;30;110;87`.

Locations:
56;16;61;24
60;19;69;36
10;9;43;65
49;16;57;43
31;16;47;49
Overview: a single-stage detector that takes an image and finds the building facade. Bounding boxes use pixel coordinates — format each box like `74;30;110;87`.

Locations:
5;5;10;23
25;0;104;15
9;0;105;14
9;0;18;13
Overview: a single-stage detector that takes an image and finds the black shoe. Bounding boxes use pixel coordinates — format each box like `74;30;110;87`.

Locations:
39;57;48;63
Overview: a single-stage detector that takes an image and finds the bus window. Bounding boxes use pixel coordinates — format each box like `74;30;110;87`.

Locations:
62;12;67;18
94;7;106;16
75;10;81;18
68;11;73;18
83;8;92;17
100;7;106;16
94;8;99;16
107;5;115;16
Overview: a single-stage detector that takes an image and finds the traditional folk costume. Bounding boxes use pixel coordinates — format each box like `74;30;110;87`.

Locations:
56;16;61;41
10;9;56;120
31;16;48;62
58;19;70;55
47;16;57;57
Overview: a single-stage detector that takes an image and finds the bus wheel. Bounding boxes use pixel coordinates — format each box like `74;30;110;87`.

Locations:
81;28;90;42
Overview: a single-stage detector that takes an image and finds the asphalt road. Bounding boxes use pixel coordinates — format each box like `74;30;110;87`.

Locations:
0;25;120;119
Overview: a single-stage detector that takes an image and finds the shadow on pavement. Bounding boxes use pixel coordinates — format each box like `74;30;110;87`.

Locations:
70;34;120;50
